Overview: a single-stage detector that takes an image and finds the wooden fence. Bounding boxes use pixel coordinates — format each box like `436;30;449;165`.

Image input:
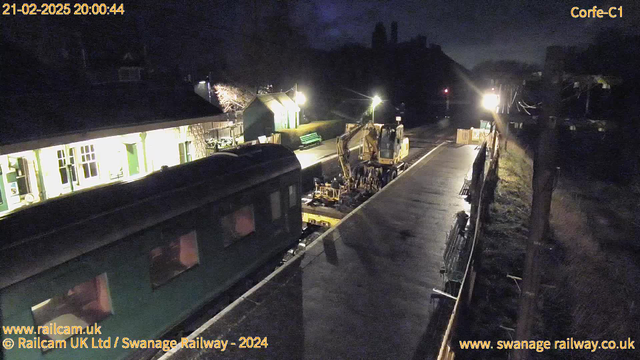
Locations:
456;128;491;145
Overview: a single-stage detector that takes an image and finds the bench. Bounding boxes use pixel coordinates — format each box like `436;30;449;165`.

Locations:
299;132;323;148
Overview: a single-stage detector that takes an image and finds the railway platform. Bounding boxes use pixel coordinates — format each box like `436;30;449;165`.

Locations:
163;143;478;360
295;130;364;169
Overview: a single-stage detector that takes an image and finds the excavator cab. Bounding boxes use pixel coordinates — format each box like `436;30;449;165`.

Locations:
378;124;409;165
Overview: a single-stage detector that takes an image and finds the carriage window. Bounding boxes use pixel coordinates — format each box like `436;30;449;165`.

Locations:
270;191;281;221
31;274;112;342
222;205;255;247
150;231;199;288
288;184;297;208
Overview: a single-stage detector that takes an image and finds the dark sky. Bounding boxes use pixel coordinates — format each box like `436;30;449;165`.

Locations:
2;0;637;74
290;0;639;69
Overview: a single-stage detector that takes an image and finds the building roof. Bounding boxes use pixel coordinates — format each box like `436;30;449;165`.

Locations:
248;92;299;114
0;82;222;150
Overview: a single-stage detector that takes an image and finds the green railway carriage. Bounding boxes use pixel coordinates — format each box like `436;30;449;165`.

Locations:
0;144;301;360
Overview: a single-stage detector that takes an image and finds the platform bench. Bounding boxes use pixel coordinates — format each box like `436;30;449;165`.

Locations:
299;132;323;148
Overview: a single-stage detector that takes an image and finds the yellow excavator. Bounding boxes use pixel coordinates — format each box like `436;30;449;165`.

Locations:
352;121;410;192
302;119;409;227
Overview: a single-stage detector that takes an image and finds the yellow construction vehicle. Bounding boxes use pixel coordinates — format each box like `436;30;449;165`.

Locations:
303;119;410;226
353;122;410;192
306;121;370;208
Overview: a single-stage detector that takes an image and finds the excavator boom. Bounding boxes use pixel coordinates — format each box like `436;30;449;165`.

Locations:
336;121;376;187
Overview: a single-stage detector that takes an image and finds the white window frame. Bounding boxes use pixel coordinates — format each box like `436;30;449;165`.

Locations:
56;147;78;187
79;144;99;182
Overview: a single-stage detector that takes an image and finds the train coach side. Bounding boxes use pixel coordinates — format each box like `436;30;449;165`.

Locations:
0;144;301;360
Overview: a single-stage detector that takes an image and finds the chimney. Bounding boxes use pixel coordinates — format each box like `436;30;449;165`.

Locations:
391;21;398;46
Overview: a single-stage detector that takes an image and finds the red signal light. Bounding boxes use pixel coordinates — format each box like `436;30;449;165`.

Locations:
444;88;449;94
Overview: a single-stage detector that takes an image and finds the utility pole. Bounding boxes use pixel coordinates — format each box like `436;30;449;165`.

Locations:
295;82;299;127
513;46;561;360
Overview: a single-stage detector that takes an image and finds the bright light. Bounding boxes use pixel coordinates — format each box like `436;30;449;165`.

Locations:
482;94;500;111
198;81;206;84
372;95;382;108
295;91;306;105
444;88;449;94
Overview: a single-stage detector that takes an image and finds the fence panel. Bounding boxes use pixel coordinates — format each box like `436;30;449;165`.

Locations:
437;130;500;360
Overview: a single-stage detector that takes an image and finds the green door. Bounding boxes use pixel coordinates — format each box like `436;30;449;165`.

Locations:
0;168;9;212
126;144;139;176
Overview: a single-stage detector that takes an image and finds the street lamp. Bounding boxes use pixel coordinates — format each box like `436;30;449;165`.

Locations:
444;88;450;114
482;93;500;112
371;95;382;123
295;91;306;105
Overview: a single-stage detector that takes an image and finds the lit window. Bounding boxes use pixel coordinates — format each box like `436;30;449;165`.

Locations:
15;157;32;195
31;274;112;342
179;141;192;164
150;231;199;288
222;205;255;247
80;145;98;179
270;191;281;221
57;149;77;185
288;184;297;208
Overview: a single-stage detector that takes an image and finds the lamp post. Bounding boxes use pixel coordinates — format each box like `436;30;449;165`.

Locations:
444;88;450;114
371;95;382;123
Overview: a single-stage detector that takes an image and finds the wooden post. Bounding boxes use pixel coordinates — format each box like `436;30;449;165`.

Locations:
513;46;561;360
491;123;497;158
505;121;509;151
471;144;486;207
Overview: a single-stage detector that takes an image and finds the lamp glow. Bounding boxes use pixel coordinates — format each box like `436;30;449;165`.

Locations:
482;94;499;111
295;91;306;105
372;95;382;108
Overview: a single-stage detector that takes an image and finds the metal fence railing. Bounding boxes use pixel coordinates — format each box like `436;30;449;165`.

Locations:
437;130;500;360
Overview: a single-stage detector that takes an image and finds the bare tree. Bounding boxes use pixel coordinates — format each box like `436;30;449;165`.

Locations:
188;123;208;159
213;83;254;113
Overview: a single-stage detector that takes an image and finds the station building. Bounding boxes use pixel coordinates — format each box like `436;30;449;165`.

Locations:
243;92;300;142
0;83;229;216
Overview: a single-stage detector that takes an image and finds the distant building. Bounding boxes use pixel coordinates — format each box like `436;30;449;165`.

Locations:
0;83;228;216
390;22;398;46
242;93;300;142
372;22;388;50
